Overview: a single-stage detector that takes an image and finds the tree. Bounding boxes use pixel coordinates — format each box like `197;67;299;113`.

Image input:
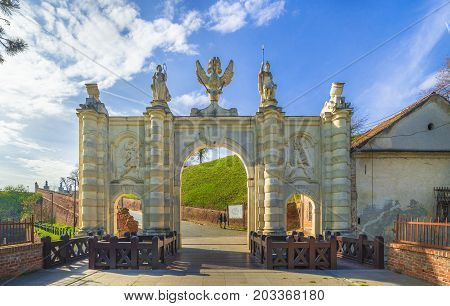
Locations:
0;185;42;221
428;58;449;99
0;0;27;64
193;148;209;164
351;105;369;137
60;166;79;193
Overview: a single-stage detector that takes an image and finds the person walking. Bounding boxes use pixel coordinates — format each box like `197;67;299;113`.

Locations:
218;213;223;228
223;212;228;229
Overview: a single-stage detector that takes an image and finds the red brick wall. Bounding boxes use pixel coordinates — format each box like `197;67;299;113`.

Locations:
117;208;138;237
387;242;449;285
181;206;246;228
117;198;142;211
35;188;78;226
0;243;42;279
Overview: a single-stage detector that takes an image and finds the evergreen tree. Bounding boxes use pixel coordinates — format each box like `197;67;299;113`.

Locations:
0;0;27;64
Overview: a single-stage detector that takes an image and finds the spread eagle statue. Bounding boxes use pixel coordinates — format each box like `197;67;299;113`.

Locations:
196;57;234;102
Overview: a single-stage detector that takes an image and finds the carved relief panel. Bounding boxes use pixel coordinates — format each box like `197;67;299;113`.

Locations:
111;135;143;183
284;133;316;182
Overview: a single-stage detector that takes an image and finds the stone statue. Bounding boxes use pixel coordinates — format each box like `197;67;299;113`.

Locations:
196;57;234;102
151;64;171;103
258;60;277;105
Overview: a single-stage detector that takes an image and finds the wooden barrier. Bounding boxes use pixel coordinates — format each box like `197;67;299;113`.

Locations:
335;234;384;269
250;231;337;270
394;215;449;250
42;234;90;268
88;231;177;270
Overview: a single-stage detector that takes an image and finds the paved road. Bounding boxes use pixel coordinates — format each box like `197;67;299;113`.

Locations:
1;219;430;286
128;210;246;244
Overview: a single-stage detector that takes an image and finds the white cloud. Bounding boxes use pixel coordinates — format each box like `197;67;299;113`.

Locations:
208;0;285;33
0;121;50;151
209;0;247;33
357;4;449;120
171;90;210;115
14;157;76;187
0;0;202;145
244;0;285;26
0;0;204;187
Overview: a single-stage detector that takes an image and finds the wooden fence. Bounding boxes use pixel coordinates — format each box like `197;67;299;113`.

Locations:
0;216;35;246
249;231;337;269
394;215;449;250
88;232;178;270
42;234;90;268
35;222;76;238
336;234;384;269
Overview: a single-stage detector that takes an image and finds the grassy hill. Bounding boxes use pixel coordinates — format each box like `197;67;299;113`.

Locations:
181;155;247;210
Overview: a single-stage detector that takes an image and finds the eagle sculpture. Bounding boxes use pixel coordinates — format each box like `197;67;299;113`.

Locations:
196;57;234;102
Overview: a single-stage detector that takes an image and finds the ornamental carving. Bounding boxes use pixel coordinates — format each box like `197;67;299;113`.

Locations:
285;134;315;181
112;137;142;182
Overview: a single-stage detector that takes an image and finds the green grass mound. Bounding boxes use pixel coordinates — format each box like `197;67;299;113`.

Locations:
181;155;247;210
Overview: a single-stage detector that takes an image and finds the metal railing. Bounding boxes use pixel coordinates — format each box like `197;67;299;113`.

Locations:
34;222;76;238
0;216;35;246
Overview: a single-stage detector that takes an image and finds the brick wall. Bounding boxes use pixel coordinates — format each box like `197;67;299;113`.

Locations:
35;188;78;226
117;198;142;211
117;208;138;237
181;206;246;228
387;242;449;285
0;243;42;280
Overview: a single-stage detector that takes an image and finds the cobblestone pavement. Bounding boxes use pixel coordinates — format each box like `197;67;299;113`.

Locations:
3;222;430;286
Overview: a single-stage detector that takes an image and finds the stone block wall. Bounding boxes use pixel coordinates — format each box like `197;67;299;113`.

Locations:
0;243;42;280
387;242;449;285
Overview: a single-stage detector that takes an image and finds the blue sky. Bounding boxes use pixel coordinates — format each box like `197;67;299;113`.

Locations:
0;0;448;189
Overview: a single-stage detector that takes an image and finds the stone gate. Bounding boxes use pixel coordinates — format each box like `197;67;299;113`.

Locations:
76;58;352;242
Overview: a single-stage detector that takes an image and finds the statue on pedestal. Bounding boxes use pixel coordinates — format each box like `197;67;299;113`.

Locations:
151;64;171;103
258;60;277;106
196;57;234;103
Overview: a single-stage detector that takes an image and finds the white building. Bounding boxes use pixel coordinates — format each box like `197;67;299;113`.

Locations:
351;93;450;240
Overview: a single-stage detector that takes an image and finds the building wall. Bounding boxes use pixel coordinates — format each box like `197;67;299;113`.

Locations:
353;152;450;240
0;243;42;279
387;242;449;286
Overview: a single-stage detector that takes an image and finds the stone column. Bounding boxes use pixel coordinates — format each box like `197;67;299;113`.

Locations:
320;82;352;233
78;110;99;232
163;114;174;232
258;108;285;235
96;115;108;230
247;177;256;232
143;107;166;234
330;109;351;231
321;113;333;231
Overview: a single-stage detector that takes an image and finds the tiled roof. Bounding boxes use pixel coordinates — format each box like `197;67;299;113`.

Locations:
351;92;448;150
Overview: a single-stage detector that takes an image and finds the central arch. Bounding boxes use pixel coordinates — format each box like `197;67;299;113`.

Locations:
173;136;255;245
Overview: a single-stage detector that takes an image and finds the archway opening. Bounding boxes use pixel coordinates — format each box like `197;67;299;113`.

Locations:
286;193;316;236
114;193;142;236
180;146;249;241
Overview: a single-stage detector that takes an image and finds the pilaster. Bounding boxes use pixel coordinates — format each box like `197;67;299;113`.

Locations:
257;107;286;235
